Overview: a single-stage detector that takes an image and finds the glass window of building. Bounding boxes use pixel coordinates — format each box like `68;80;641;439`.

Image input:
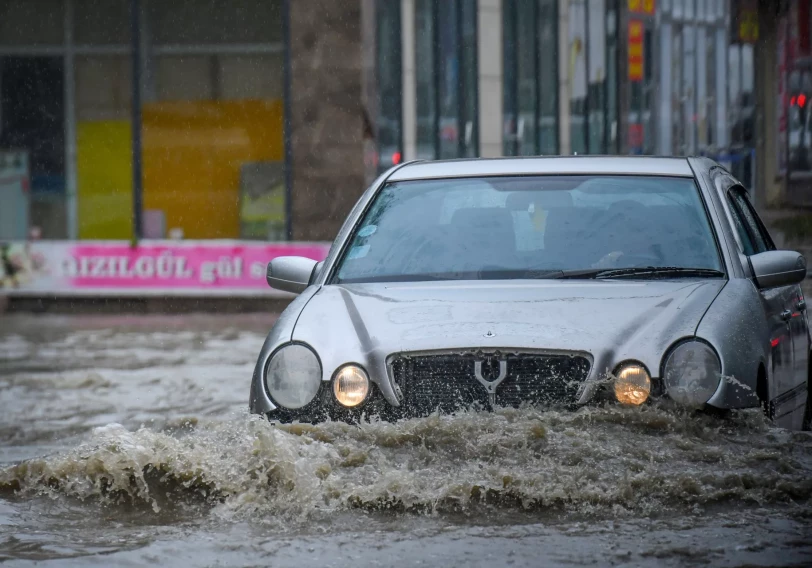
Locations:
75;55;133;239
502;0;558;156
658;0;729;158
0;0;63;46
539;0;559;154
75;0;131;45
414;0;478;160
565;0;616;155
415;0;436;161
604;0;619;153
0;56;66;238
0;0;67;239
375;0;403;173
568;0;588;154
137;0;284;240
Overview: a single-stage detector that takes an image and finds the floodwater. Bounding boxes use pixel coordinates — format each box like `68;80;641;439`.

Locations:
0;313;811;567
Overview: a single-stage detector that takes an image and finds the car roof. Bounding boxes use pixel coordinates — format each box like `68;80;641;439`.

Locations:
387;156;696;181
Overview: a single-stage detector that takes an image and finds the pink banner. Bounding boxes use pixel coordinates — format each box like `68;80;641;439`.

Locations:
0;241;331;296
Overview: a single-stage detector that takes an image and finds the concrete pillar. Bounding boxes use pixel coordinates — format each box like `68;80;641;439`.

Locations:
478;0;503;157
289;0;365;241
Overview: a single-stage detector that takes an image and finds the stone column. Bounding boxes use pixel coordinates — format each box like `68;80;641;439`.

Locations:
288;0;366;242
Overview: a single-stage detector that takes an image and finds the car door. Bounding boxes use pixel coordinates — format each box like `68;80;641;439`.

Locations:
726;186;806;415
729;188;810;407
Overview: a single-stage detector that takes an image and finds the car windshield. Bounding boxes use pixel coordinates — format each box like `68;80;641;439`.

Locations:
333;175;723;283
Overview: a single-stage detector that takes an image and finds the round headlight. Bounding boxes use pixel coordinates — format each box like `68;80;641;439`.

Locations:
333;365;370;407
265;344;322;409
614;363;651;406
663;340;721;407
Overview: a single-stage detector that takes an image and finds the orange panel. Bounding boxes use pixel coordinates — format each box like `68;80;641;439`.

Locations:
142;99;283;239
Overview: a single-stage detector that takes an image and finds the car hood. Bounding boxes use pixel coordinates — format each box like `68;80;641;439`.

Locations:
292;279;725;396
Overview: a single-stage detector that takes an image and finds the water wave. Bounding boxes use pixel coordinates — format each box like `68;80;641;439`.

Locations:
2;406;810;522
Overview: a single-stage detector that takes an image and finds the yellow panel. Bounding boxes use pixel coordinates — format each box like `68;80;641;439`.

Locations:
77;120;133;239
142;99;283;239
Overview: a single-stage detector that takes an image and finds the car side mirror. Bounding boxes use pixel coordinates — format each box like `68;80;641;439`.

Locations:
266;256;318;294
750;250;807;289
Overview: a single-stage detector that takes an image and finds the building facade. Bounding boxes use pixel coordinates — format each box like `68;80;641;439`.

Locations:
0;0;778;244
368;0;740;169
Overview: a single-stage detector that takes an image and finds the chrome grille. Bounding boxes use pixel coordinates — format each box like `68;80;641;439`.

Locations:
390;352;591;416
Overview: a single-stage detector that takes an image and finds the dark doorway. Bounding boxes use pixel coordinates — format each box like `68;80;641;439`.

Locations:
0;56;66;237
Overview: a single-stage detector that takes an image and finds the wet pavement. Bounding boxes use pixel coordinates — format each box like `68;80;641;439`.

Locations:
0;313;811;567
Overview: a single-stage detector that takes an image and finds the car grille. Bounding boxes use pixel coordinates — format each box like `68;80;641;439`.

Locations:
389;351;591;416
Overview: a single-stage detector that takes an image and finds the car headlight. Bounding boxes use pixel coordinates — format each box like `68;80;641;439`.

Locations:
333;365;370;407
662;340;721;408
613;362;651;406
265;344;322;409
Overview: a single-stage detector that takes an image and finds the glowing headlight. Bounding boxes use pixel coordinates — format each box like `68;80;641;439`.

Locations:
614;363;651;406
333;365;370;407
662;340;721;408
265;344;322;409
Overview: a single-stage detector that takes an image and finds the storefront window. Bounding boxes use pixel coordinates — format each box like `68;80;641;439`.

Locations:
704;28;716;150
0;56;66;238
729;43;754;150
437;0;461;159
415;0;478;160
75;0;130;45
461;0;478;157
682;25;696;155
146;0;281;45
587;0;605;154
503;0;558;156
568;0;587;154
539;0;559;154
375;0;403;173
138;0;284;240
75;55;133;239
0;0;63;46
604;0;618;153
564;0;614;155
415;0;436;160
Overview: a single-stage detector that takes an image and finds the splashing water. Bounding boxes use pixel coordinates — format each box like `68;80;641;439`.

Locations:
3;405;810;525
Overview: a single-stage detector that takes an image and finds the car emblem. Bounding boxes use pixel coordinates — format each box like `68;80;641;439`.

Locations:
484;330;495;338
474;357;508;405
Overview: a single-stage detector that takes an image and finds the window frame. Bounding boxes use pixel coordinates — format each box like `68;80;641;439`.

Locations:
726;184;775;255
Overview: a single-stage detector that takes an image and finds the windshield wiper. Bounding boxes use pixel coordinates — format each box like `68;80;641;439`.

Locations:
544;267;725;280
593;267;725;279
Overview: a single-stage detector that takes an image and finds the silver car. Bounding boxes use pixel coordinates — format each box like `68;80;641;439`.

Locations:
250;157;811;430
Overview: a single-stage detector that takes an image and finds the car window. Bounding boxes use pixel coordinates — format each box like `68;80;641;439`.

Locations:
333;175;723;283
727;186;773;255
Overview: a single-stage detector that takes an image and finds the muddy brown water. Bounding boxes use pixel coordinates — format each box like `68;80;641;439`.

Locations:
0;313;810;567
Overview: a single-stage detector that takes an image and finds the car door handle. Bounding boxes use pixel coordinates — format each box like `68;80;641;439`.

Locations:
781;310;792;321
797;300;807;312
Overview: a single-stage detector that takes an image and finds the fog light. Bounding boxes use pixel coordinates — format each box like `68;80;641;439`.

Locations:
333;365;370;407
614;363;651;406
